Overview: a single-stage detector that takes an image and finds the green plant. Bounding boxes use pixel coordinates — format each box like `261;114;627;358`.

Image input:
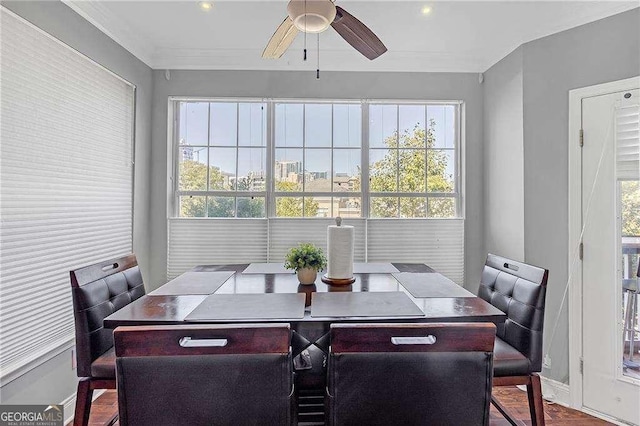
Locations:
284;243;327;272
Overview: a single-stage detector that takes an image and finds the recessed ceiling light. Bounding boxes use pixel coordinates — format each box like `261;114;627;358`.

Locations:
199;1;213;11
421;6;432;15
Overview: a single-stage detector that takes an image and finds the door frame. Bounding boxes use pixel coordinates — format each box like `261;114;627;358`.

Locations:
567;76;640;416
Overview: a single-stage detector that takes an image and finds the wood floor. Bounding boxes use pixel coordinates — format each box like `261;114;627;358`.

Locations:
76;386;612;426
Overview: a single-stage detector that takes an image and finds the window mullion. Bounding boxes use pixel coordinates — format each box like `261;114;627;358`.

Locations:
267;101;275;217
456;103;462;218
206;102;211;217
361;100;370;218
272;191;362;197
178;190;266;197
172;101;180;218
330;103;334;217
234;103;240;217
425;105;429;217
302;103;306;216
396;105;400;218
425;148;429;218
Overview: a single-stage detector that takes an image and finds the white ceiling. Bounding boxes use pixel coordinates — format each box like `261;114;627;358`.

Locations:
63;0;638;72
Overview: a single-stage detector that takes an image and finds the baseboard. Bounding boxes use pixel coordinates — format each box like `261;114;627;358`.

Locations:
537;377;632;426
62;388;106;425
581;407;631;426
62;393;76;425
540;376;571;407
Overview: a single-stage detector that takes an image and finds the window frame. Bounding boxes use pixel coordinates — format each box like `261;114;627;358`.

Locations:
170;97;269;218
270;99;364;218
168;97;463;219
367;101;461;218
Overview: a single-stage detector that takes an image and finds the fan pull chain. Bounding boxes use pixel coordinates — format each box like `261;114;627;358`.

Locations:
316;33;320;79
303;0;307;61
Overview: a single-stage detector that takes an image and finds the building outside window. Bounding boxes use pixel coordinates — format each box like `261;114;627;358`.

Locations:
176;101;267;218
274;102;362;218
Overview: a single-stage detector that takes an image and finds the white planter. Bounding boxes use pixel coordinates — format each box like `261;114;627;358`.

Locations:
297;268;317;285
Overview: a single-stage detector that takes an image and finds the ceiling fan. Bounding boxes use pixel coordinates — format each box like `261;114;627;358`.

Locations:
262;0;387;61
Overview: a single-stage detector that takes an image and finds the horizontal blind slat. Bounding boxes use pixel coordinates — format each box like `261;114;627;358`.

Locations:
616;104;639;180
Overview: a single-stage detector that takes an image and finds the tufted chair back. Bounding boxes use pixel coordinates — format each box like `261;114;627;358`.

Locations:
70;254;145;378
478;253;548;372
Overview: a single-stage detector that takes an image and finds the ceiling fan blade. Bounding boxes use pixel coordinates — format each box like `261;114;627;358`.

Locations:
331;6;387;60
262;17;299;59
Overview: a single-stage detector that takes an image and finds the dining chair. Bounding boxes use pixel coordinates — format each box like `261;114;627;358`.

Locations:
114;324;295;426
327;322;496;426
70;254;146;426
478;253;549;426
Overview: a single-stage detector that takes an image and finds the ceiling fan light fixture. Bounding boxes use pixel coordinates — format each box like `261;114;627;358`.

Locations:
287;0;337;33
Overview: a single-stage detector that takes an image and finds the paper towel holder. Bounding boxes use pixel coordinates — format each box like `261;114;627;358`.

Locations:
321;274;356;286
323;216;356;285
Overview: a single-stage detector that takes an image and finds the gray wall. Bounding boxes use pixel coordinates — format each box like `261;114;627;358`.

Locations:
483;47;525;261
522;8;639;383
149;70;485;291
482;8;639;384
0;0;153;409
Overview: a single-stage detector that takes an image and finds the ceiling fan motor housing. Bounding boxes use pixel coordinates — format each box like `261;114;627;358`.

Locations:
287;0;337;33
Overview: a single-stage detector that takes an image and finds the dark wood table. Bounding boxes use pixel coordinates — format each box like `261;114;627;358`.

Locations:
104;263;506;398
104;263;505;328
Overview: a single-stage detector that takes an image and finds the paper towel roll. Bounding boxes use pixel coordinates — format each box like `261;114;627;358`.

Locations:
327;223;354;279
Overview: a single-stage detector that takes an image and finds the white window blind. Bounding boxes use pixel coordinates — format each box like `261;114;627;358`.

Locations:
168;219;268;279
367;219;464;284
268;218;366;263
0;9;134;382
167;218;464;284
616;102;640;180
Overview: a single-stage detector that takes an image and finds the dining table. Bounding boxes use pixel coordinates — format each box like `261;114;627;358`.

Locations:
104;262;506;329
104;262;506;402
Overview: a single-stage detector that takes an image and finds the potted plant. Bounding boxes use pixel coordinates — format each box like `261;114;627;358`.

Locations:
284;243;327;285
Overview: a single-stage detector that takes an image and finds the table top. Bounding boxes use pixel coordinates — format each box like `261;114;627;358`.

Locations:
104;263;506;328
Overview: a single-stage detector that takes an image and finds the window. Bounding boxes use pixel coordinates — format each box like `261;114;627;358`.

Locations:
171;99;460;219
274;102;362;217
369;104;458;218
176;101;267;218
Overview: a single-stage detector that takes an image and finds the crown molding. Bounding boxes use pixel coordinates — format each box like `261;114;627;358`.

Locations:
61;0;155;67
151;47;487;73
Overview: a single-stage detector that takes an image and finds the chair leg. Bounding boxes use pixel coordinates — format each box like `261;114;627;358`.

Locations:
526;373;545;426
74;378;93;426
491;396;523;426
